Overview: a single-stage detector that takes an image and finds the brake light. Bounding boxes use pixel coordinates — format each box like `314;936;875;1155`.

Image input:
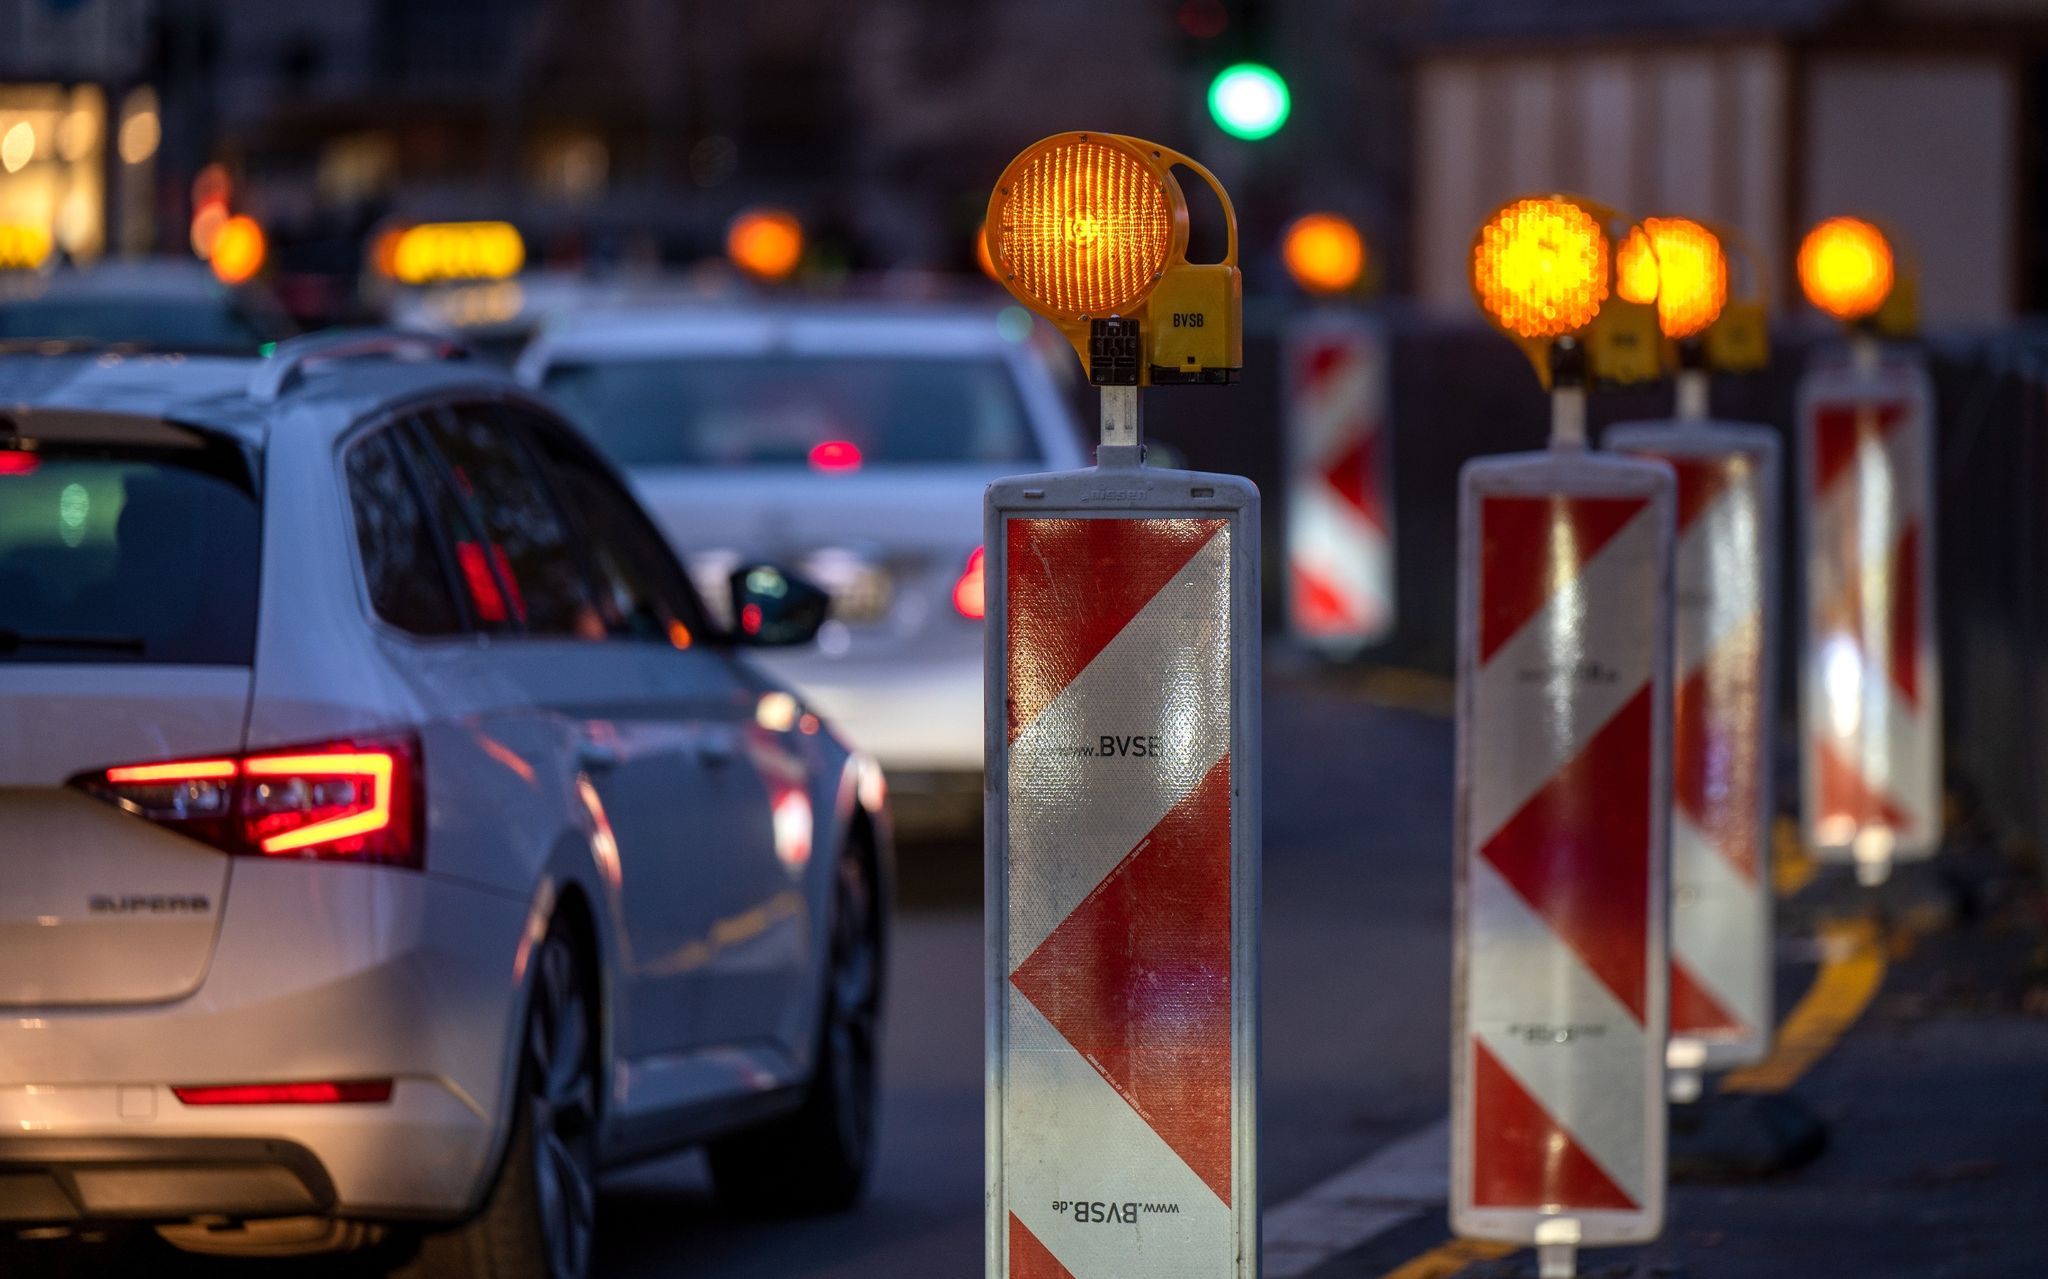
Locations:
808;439;863;473
0;451;38;476
953;546;986;620
174;1080;393;1106
75;735;422;869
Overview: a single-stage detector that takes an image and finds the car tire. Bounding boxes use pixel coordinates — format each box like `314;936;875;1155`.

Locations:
394;921;599;1279
707;840;882;1215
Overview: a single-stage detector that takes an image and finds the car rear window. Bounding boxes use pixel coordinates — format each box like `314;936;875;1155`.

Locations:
0;433;260;664
541;355;1039;468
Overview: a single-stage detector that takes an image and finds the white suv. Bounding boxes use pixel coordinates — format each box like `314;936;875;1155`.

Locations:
0;332;890;1278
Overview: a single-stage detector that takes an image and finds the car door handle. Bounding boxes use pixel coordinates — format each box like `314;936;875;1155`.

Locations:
577;742;621;772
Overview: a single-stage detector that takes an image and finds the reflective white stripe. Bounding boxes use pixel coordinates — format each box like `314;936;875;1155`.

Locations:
1289;485;1386;608
1467;859;1649;1204
1676;477;1764;663
1469;507;1661;849
1670;808;1766;1033
1004;995;1234;1276
1006;530;1233;960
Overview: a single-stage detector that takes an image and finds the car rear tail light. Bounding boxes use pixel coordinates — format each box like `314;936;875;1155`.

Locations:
173;1080;393;1106
0;451;39;476
808;439;863;473
953;546;986;621
74;735;422;869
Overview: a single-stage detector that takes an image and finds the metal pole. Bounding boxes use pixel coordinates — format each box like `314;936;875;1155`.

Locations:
1101;384;1142;451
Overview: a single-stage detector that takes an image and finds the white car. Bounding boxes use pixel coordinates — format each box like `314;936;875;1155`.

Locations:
518;303;1089;833
0;332;890;1278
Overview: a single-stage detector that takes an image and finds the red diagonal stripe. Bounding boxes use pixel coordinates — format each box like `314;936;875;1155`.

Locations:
1291;561;1367;632
1010;756;1234;1205
1674;619;1763;881
1320;432;1388;535
1006;518;1226;742
1481;687;1655;1023
1479;495;1648;662
1665;454;1740;534
1812;401;1906;494
1890;522;1922;709
1471;1038;1637;1210
1011;1203;1081;1276
1671;958;1744;1037
1009;1213;1076;1279
1816;738;1912;833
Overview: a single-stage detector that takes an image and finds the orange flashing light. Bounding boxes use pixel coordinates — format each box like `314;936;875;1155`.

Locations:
1797;216;1894;323
1282;212;1365;295
728;208;804;281
208;215;267;285
1614;226;1660;306
988;134;1179;320
1635;217;1726;340
1471;196;1610;342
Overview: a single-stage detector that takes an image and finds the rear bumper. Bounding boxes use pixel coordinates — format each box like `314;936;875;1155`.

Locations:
0;1137;333;1225
0;862;532;1221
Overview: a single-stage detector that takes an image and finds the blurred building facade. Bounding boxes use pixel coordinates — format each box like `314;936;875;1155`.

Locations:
1410;0;2045;325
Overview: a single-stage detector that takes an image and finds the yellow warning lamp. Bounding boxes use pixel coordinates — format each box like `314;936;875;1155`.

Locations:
985;132;1240;386
727;208;804;282
1281;212;1366;296
1796;214;1920;339
1470;193;1660;389
208;215;267;285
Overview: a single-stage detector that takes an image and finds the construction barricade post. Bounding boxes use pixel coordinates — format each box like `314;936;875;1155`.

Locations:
1452;195;1677;1279
1605;217;1781;1101
981;132;1260;1279
1283;311;1394;654
1793;217;1942;885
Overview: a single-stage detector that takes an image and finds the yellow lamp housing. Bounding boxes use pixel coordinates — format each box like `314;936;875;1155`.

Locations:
1469;193;1661;390
985;132;1241;386
1699;218;1771;374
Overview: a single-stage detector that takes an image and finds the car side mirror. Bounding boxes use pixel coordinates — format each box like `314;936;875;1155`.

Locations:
728;563;829;647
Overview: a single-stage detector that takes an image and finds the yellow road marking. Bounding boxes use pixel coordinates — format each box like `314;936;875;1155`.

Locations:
1772;816;1816;898
1381;1238;1518;1279
1721;916;1886;1094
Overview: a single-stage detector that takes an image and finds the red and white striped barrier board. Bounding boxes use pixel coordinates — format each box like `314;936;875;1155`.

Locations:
1796;353;1942;871
986;466;1261;1278
1452;451;1674;1247
1284;314;1393;652
1608;421;1780;1071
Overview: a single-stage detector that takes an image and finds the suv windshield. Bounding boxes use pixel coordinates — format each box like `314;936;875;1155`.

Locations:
0;430;261;664
541;354;1039;468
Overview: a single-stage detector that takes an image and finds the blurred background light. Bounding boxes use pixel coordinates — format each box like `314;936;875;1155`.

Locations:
1282;212;1365;295
727;207;804;281
1208;63;1291;141
1799;216;1894;322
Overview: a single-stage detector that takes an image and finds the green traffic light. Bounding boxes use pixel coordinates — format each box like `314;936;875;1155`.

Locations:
1208;62;1290;141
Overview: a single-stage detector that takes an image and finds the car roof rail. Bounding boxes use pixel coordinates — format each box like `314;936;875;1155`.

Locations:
248;328;473;404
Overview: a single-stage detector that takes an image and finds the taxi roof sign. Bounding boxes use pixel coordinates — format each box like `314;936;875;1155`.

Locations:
377;221;526;287
986;132;1240;386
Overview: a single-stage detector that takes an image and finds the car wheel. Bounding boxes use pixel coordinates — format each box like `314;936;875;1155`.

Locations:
396;922;598;1279
707;840;882;1215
